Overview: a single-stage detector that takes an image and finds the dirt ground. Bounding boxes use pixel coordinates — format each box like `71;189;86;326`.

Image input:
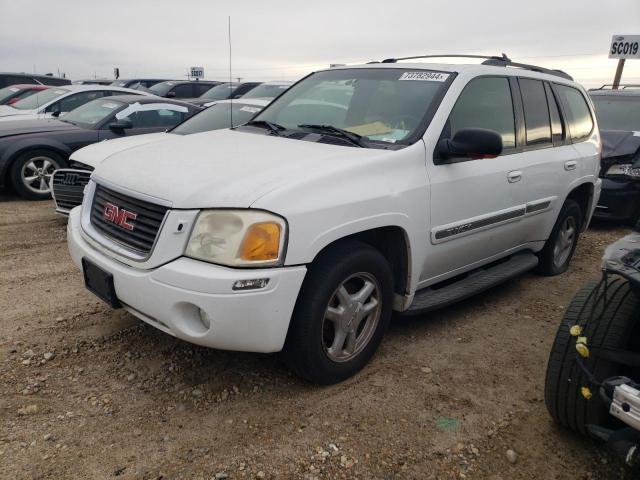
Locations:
0;193;634;480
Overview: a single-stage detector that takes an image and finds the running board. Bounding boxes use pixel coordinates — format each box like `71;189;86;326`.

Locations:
404;252;539;315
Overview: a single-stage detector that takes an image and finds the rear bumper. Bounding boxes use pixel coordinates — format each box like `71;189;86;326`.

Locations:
67;206;307;353
593;178;640;223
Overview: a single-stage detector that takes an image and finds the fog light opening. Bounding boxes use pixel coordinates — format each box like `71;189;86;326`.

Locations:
233;278;270;291
198;308;211;330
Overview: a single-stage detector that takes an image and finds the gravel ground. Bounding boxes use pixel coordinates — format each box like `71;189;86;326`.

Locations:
0;194;634;480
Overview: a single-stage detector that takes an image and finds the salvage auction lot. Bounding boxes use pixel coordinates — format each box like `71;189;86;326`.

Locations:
0;195;633;479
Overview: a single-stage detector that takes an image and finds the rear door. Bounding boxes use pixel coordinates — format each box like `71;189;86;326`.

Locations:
424;76;529;283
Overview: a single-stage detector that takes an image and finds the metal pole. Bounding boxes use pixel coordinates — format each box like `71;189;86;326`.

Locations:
613;59;625;89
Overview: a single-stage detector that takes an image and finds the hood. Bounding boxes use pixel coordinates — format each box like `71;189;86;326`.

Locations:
92;129;383;208
0;105;34;118
0;118;79;139
70;132;168;168
601;130;640;160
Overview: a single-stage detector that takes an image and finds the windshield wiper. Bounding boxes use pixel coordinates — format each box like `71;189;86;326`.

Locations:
244;120;285;136
298;124;366;148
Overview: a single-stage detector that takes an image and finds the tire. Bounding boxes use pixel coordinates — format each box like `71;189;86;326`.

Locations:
282;240;394;384
536;199;582;276
544;278;640;436
9;149;66;200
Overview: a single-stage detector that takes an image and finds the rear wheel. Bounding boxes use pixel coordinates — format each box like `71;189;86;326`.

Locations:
544;278;640;436
537;199;582;276
282;240;394;384
10;149;66;200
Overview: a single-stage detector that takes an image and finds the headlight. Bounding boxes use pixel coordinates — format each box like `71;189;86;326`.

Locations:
606;163;640;178
185;210;287;267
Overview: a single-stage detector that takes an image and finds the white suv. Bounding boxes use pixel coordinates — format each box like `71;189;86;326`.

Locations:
66;55;602;384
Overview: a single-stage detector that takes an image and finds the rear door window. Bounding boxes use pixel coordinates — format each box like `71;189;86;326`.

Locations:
519;79;552;146
555;85;594;141
445;76;516;150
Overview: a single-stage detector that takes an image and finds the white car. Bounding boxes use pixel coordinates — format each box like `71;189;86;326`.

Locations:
0;84;152;121
66;55;602;384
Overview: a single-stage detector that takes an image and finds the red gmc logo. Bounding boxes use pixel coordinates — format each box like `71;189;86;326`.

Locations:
103;202;137;231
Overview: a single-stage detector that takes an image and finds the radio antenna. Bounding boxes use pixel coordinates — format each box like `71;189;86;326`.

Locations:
228;16;233;128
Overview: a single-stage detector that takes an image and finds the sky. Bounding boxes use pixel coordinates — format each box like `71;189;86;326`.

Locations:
1;0;640;89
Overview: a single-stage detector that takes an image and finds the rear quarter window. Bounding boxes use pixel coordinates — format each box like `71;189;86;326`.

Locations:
555;85;593;142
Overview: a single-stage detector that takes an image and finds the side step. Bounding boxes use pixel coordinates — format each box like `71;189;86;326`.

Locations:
404;252;539;315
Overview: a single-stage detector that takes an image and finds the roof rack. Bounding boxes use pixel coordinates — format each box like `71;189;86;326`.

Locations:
380;54;574;81
590;84;640;90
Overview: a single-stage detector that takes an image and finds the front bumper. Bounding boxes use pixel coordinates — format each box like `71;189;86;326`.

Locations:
593;178;640;223
67;207;307;353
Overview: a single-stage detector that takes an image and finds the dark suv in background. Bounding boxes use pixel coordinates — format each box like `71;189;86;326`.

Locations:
147;80;220;99
0;72;71;88
187;82;262;106
589;86;640;227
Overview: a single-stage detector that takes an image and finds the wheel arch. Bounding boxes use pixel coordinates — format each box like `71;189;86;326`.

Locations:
564;181;595;231
0;141;71;188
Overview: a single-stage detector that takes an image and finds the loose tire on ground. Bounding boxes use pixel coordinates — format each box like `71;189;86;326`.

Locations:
9;149;66;200
544;278;640;436
536;199;582;276
282;240;394;384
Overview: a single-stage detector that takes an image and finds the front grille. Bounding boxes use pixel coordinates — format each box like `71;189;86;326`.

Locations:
52;169;93;213
90;184;168;254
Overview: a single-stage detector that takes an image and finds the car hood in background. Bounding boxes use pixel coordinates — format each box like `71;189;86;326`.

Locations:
0;118;80;139
601;130;640;160
92;129;384;209
0;105;36;118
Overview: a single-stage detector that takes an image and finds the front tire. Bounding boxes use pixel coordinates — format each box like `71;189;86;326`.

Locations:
537;199;582;276
10;149;66;200
282;240;394;384
544;278;640;436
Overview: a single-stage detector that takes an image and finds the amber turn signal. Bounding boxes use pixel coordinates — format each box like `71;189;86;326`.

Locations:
239;222;281;262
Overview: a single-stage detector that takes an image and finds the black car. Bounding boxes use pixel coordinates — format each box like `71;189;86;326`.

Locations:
0;95;200;200
186;82;262;106
110;79;171;90
147;80;220;99
0;72;70;88
589;87;640;226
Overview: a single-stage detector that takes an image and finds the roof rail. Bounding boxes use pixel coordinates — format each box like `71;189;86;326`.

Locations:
590;84;640;90
380;53;574;81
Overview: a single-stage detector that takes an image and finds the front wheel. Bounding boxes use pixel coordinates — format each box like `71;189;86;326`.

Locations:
282;240;394;384
10;149;66;200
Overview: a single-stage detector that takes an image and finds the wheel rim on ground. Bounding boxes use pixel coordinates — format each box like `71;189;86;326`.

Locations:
20;156;59;194
321;272;382;363
553;216;577;268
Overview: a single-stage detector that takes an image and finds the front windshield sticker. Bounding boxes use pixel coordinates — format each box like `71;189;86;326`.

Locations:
53;90;67;94
399;72;449;82
347;122;393;137
9;87;19;92
634;131;640;137
101;102;120;109
239;106;261;113
115;102;189;119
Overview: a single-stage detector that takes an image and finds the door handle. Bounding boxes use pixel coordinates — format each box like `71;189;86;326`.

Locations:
508;170;522;183
564;160;577;171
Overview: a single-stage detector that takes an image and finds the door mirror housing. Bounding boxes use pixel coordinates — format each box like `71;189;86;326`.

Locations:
108;118;133;131
165;91;176;98
436;128;503;163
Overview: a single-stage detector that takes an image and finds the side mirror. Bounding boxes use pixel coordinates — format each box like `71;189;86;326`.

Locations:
108;118;133;131
165;91;176;98
436;128;503;163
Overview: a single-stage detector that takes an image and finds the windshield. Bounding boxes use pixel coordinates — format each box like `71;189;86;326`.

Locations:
0;86;24;103
251;68;450;146
11;88;69;110
242;83;291;99
62;98;125;128
200;83;238;100
172;102;263;134
591;95;640;131
148;82;175;96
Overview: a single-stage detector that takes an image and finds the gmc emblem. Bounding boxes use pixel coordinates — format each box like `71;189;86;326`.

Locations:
103;202;137;231
62;173;79;185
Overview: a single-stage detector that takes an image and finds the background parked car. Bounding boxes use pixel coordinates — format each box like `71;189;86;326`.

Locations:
0;84;49;105
240;80;293;99
589;86;640;227
72;79;114;85
52;98;269;212
187;82;262;106
110;78;171;90
0;72;70;88
0;84;151;122
0;95;200;201
147;80;220;99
